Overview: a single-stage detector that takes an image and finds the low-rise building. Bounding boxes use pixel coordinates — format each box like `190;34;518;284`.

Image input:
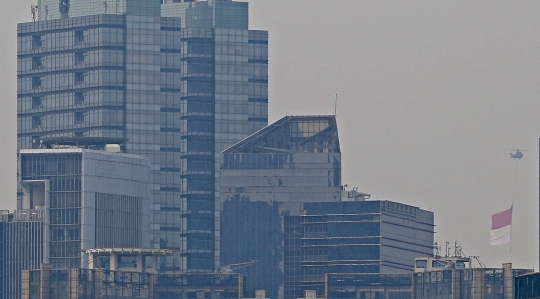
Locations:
22;248;245;299
0;209;44;299
325;261;532;299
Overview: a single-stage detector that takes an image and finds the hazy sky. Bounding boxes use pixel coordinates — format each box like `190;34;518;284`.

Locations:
2;1;539;269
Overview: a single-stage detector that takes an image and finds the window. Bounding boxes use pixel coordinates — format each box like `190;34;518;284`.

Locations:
32;116;42;128
32;56;43;69
32;96;43;109
74;92;84;105
74;72;85;84
74;112;84;124
32;77;42;89
416;259;427;269
74;52;86;65
32;35;43;49
75;30;86;44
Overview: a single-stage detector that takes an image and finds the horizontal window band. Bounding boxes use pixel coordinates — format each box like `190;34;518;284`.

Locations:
160;188;181;192
18;21;125;36
18;125;125;136
161;108;181;113
248;117;268;122
180;37;214;42
18;66;125;78
18;46;126;59
160;148;181;152
160;128;181;133
181;115;213;121
18;86;125;97
160;48;181;53
160;168;181;172
160;27;181;32
161;68;181;73
161;88;181;93
248;40;268;45
18;106;124;117
160;207;181;212
248;98;268;103
181;57;214;63
248;79;268;84
160;226;181;231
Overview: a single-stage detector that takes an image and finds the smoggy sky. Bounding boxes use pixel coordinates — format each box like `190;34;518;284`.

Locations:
1;1;539;269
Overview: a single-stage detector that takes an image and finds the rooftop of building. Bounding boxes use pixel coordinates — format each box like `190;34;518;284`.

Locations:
36;137;128;148
0;209;45;222
84;248;175;256
223;115;340;154
19;137;149;162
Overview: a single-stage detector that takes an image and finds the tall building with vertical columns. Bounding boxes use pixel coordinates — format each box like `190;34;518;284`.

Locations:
17;0;268;272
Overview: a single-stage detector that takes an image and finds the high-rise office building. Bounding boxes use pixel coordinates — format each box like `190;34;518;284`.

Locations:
218;115;342;299
17;0;268;272
19;142;152;269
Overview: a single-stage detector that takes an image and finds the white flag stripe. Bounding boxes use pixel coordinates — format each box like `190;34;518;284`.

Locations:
490;225;511;246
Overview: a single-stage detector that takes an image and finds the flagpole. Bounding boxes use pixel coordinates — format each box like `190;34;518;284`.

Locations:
510;160;519;253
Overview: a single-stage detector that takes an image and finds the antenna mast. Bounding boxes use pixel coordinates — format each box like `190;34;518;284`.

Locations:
334;94;338;116
31;5;38;22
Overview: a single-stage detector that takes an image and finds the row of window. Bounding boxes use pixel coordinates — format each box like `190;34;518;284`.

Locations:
22;28;124;53
26;110;124;130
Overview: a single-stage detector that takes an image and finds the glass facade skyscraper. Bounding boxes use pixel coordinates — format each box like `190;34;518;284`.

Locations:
17;0;268;272
219;116;342;299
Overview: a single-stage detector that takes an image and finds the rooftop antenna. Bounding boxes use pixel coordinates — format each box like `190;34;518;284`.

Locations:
31;5;38;22
116;0;119;14
104;1;108;13
334;94;338;116
45;5;49;20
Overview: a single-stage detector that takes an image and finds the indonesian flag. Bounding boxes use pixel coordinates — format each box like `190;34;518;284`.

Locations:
490;206;512;246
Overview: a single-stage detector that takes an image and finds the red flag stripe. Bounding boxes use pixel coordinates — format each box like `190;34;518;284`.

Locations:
491;206;512;230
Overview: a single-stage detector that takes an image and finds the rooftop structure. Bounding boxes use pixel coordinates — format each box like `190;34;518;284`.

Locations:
414;256;472;272
223;115;339;154
85;248;175;274
34;137;127;150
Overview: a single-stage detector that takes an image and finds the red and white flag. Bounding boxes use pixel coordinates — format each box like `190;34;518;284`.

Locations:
490;206;513;246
